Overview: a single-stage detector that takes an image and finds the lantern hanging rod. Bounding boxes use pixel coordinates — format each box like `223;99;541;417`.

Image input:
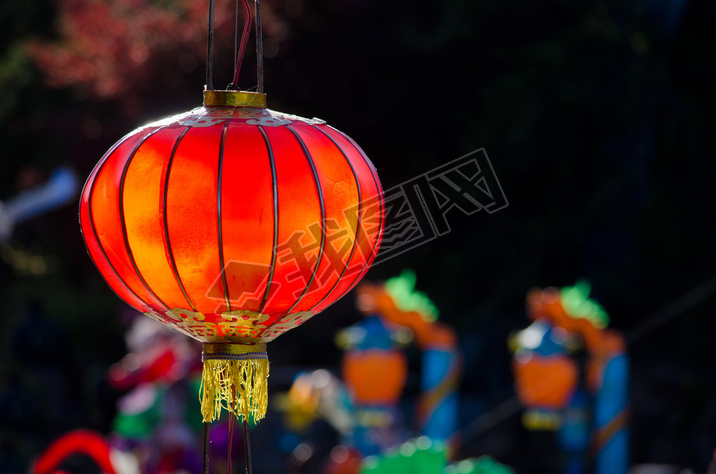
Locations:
231;0;252;89
206;0;264;94
255;0;264;93
206;0;215;90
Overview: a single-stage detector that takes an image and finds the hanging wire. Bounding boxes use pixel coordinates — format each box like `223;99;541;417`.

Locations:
206;0;263;92
228;415;235;474
230;0;253;88
234;0;239;73
625;277;716;345
228;392;253;474
255;0;264;93
243;419;253;474
206;0;215;90
202;422;210;474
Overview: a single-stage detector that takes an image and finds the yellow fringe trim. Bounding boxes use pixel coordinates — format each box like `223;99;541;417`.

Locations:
200;344;270;423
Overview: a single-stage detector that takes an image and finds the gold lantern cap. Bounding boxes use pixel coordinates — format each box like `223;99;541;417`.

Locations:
203;89;267;108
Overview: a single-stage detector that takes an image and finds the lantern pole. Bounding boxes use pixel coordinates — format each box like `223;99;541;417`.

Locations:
203;422;210;474
243;419;253;473
206;0;264;94
228;415;235;473
206;0;215;90
255;0;264;93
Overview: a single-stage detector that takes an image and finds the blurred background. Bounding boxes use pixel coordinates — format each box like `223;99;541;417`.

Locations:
1;0;715;472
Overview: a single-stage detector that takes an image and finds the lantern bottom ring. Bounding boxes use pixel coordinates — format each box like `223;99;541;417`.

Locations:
202;342;268;361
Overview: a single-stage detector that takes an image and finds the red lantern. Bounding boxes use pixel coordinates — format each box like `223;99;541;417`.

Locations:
80;90;384;422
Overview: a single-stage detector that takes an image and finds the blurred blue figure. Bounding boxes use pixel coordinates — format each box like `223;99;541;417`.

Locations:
0;166;78;242
512;283;630;474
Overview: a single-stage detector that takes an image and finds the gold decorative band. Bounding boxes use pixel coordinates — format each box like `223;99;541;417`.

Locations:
203;90;267;108
202;342;268;361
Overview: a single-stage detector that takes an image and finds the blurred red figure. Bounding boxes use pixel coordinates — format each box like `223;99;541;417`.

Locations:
32;430;136;474
109;314;204;474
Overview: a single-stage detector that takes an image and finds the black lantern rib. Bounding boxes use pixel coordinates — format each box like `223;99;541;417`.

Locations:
285;125;327;314
257;126;279;314
217;123;232;313
327;126;384;298
85;132;155;316
119;127;172;312
162;127;197;312
308;124;363;312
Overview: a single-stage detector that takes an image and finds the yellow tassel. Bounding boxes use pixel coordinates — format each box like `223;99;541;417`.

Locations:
200;343;270;423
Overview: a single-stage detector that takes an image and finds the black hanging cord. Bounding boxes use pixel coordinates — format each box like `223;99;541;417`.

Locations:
255;0;264;93
206;0;215;90
243;419;253;474
205;0;264;92
202;422;210;474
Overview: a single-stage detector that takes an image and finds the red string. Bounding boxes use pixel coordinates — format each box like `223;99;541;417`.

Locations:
228;414;235;474
232;0;253;87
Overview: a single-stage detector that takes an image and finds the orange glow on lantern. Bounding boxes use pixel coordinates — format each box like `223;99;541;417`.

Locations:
80;94;384;423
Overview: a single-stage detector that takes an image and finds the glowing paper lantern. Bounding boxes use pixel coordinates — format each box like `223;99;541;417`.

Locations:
80;90;384;423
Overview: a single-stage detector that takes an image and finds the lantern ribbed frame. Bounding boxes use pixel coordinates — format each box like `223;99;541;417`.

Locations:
80;106;384;344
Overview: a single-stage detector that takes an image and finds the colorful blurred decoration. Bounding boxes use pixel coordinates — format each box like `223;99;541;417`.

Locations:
360;437;448;474
511;281;629;474
337;312;408;456
109;315;204;473
353;271;461;448
359;437;513;474
33;314;256;474
443;456;515;474
0;166;78;243
322;445;365;474
510;319;579;427
341;318;408;407
79;0;384;436
277;270;461;470
281;369;355;437
31;430;139;474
